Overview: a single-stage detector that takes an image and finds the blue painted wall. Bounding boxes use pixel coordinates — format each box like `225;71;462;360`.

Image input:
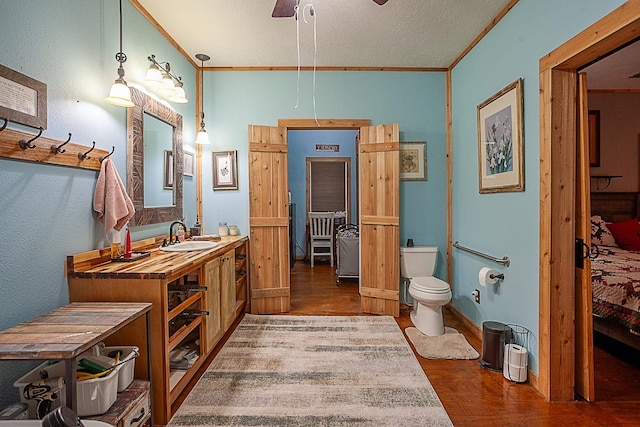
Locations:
0;0;197;403
199;70;448;272
288;129;358;257
0;0;632;409
450;0;625;374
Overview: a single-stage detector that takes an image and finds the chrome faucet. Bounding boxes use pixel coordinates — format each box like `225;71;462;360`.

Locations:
168;221;186;245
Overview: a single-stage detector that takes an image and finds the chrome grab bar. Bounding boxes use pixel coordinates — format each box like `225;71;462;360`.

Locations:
452;241;510;267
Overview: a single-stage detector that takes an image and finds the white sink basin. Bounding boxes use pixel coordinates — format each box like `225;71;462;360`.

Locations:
160;240;218;252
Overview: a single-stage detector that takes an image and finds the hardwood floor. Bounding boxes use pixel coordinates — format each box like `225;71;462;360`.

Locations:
287;261;640;426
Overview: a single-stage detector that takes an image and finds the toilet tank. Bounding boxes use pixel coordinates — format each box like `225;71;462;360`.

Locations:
400;246;438;278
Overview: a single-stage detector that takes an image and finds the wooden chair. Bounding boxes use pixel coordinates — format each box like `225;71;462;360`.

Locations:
308;211;335;267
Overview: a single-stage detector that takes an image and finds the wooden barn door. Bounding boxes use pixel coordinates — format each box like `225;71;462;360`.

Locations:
248;125;290;313
359;124;400;316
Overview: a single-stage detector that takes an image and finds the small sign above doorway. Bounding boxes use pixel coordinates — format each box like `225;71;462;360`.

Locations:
315;144;339;152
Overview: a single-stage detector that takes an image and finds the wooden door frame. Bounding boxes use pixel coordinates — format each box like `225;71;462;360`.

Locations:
539;1;640;401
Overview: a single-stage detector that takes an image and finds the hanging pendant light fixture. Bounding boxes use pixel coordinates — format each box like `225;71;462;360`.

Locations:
195;53;210;145
144;54;188;103
105;0;134;108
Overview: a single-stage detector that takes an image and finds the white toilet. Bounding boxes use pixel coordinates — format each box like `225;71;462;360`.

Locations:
400;246;452;336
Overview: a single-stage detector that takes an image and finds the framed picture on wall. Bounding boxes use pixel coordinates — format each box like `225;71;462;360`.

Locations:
588;110;600;167
399;141;427;181
477;78;524;193
212;150;238;190
164;150;173;189
0;64;47;129
183;151;194;176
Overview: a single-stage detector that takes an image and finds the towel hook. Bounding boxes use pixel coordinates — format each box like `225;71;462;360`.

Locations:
18;127;43;150
0;117;7;132
100;146;115;162
51;133;72;154
78;141;95;160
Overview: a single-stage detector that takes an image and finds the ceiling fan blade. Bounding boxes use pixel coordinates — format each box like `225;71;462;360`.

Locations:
372;0;389;5
272;0;298;18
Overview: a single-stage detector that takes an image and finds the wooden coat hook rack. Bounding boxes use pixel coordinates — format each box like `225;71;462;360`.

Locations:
0;118;110;171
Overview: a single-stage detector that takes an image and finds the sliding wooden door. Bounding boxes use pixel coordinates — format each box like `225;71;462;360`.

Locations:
359;124;400;316
248;125;290;314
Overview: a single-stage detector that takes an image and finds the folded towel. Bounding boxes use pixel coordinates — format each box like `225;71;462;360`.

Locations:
94;158;135;233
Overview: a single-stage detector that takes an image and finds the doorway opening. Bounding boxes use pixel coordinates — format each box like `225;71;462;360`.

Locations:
288;129;358;266
540;3;640;401
288;130;358;309
248;120;399;317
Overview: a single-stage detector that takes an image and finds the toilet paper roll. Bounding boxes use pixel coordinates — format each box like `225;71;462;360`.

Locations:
478;267;500;287
504;343;528;367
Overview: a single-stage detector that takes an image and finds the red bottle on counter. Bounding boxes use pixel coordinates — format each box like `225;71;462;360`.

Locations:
124;228;132;258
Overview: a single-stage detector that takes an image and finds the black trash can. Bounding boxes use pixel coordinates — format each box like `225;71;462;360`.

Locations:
480;321;512;371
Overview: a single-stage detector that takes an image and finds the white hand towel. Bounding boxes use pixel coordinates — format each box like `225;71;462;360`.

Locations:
94;158;135;233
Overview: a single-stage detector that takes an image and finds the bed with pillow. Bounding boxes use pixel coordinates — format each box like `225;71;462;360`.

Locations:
590;209;640;350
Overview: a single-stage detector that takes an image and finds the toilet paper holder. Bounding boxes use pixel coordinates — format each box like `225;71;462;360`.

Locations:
479;267;505;286
490;272;505;281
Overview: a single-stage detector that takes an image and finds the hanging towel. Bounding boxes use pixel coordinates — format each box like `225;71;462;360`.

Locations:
94;158;135;233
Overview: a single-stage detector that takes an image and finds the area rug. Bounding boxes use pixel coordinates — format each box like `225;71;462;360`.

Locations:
405;326;480;360
168;314;453;426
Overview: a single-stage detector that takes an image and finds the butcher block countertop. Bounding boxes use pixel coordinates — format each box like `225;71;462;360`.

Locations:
67;235;248;280
0;302;151;360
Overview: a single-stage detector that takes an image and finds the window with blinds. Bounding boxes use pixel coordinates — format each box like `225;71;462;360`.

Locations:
307;158;350;215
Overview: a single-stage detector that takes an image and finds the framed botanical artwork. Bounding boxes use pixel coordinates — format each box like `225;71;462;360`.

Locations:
183;151;194;176
400;141;427;181
588;110;600;167
477;78;524;193
212;150;238;190
163;150;173;189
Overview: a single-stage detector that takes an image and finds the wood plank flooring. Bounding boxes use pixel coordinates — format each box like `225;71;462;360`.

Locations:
181;260;640;426
288;261;640;426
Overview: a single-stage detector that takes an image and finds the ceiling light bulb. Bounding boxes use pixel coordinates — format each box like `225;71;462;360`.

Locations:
159;73;175;95
195;129;210;144
105;76;134;108
145;64;163;86
169;84;188;103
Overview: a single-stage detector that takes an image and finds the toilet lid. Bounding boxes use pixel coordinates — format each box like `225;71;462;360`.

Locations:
411;276;450;293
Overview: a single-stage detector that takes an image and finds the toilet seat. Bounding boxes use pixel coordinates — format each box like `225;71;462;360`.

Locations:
410;276;450;294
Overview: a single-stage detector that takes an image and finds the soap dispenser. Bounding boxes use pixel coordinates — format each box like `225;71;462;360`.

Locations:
191;216;202;237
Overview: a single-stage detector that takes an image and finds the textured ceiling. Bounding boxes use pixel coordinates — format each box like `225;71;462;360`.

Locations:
135;0;513;68
583;41;640;90
135;0;639;89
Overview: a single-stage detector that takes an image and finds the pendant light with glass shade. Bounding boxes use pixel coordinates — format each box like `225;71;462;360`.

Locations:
195;53;211;144
105;0;134;108
144;54;188;104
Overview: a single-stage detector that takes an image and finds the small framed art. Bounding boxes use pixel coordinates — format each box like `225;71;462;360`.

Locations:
588;110;600;167
400;141;427;181
163;150;173;189
184;151;194;176
212;150;238;190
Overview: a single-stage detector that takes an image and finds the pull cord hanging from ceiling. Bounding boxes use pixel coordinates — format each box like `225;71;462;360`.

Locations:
294;2;320;126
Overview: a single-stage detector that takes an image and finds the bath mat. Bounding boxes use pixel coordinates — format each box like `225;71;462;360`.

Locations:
168;314;453;426
405;326;480;360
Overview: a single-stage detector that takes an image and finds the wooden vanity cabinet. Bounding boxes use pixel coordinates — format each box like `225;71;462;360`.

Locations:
202;257;222;354
220;249;236;330
67;236;249;426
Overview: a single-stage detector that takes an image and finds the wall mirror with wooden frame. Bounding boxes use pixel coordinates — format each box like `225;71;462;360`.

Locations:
127;87;183;226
